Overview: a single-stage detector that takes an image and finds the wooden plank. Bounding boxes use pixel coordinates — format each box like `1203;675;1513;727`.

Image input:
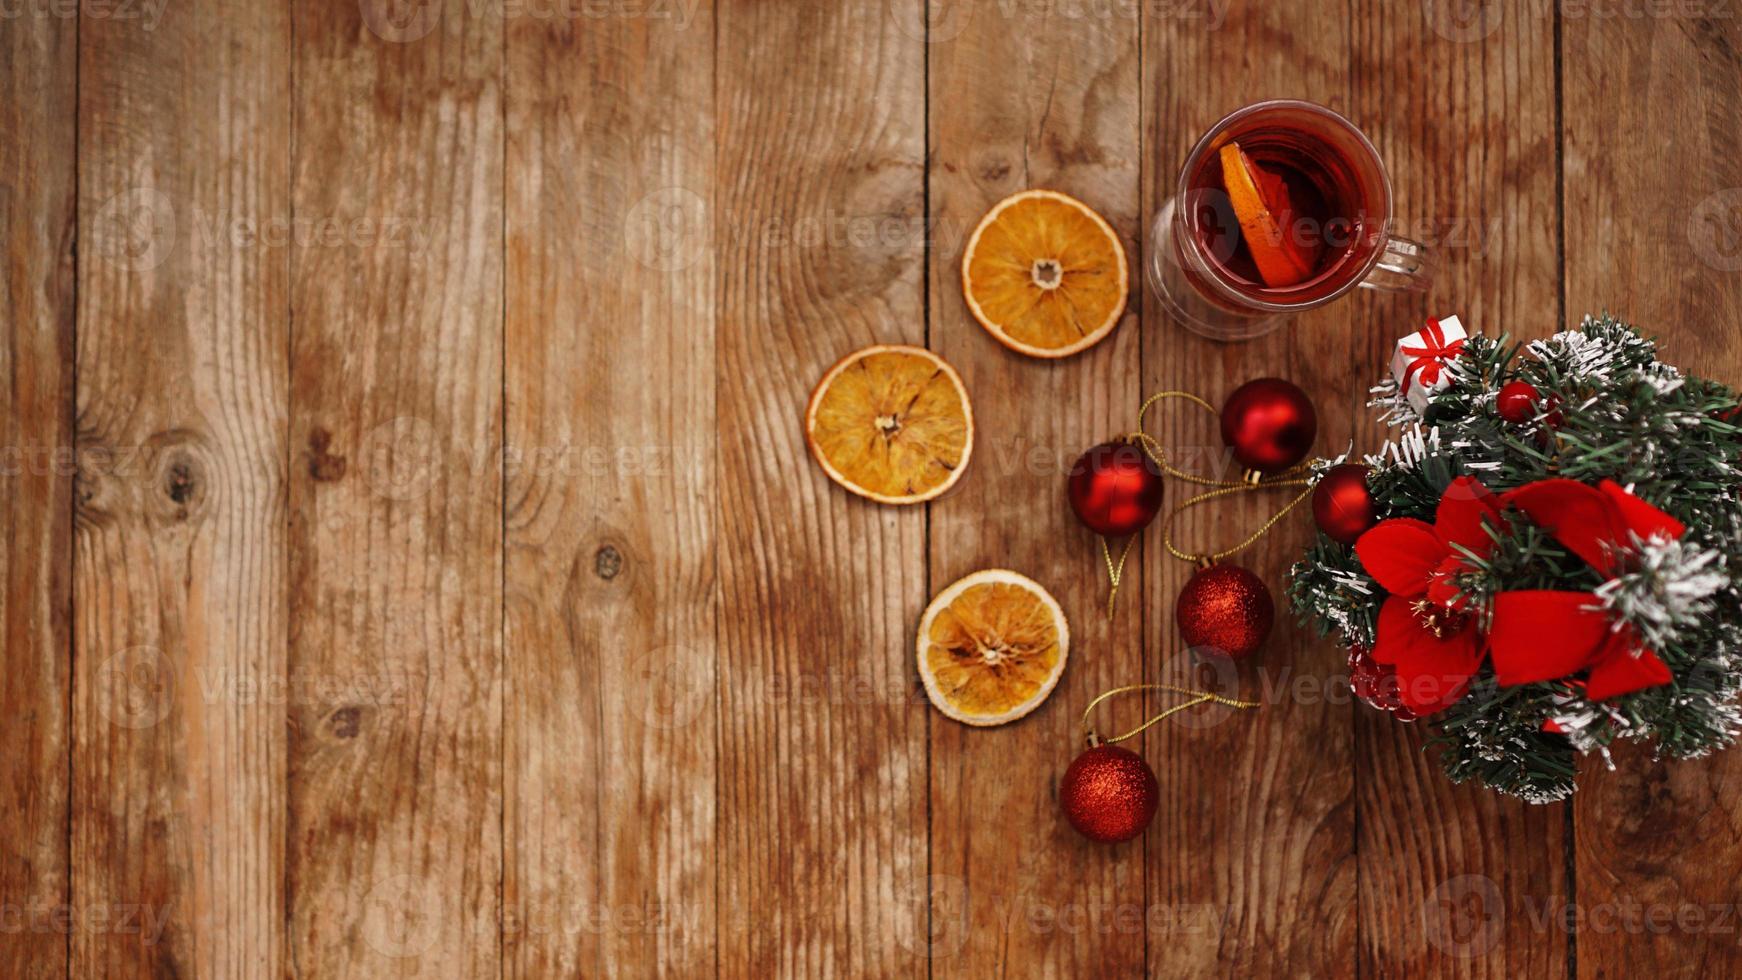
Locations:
286;2;502;975
0;9;75;979
503;6;716;978
74;1;291;976
714;1;928;974
926;4;1143;975
1141;7;1355;976
1346;5;1568;977
1563;10;1742;977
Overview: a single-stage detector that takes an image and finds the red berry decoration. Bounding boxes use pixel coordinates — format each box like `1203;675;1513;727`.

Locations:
1220;378;1317;474
1496;380;1540;424
1544;394;1564;430
1059;744;1158;843
1067;439;1165;537
1175;562;1274;659
1311;463;1377;545
1347;646;1416;722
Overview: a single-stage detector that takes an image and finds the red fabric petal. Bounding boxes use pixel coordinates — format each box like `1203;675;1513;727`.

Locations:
1597;479;1685;542
1355;518;1443;596
1502;479;1628;576
1434;476;1502;558
1584;627;1674;701
1489;590;1610;686
1371;595;1418;667
1425;555;1472;610
1373;596;1482;714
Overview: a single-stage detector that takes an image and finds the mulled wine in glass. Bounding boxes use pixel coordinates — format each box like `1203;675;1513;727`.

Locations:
1149;100;1432;341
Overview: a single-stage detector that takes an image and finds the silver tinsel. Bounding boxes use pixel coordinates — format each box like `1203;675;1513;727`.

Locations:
1594;533;1727;651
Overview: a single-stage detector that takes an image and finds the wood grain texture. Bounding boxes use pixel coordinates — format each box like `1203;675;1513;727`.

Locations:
926;3;1143;975
1564;9;1742;978
5;3;1740;976
503;4;717;977
714;1;928;974
287;1;502;975
0;9;75;978
1141;6;1356;976
1349;4;1568;976
74;1;291;976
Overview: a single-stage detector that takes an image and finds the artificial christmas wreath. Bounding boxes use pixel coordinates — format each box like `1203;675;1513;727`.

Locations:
1291;314;1742;802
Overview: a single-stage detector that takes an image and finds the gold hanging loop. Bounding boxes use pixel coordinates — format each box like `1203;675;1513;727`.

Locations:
1081;682;1261;747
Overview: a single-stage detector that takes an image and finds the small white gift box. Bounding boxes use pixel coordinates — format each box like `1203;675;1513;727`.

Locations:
1390;315;1468;412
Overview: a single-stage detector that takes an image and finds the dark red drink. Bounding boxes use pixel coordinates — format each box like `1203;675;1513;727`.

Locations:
1149;100;1428;341
1183;115;1386;304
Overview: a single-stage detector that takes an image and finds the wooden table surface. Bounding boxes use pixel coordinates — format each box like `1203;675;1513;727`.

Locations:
6;0;1742;976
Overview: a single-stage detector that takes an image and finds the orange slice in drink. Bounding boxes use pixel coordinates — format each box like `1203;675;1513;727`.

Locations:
917;569;1069;726
1218;142;1320;288
961;190;1129;358
805;344;973;505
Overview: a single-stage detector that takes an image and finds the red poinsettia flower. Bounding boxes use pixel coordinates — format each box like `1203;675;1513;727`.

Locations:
1488;478;1681;701
1353;476;1503;715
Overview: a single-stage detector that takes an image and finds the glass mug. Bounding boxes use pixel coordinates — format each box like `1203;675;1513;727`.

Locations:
1148;100;1433;341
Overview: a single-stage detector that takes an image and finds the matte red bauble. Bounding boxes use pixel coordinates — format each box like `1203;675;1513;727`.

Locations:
1176;562;1273;659
1220;378;1317;474
1311;463;1377;545
1496;380;1540;424
1059;744;1158;843
1068;440;1165;537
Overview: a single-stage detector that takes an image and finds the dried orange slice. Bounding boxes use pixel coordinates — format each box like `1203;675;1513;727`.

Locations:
961;189;1128;358
1218;142;1319;288
805;344;973;505
917;569;1069;726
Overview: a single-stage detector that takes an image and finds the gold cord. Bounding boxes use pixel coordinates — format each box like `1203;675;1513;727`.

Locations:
1082;682;1261;747
1132;391;1239;487
1087;387;1317;612
1099;535;1136;619
1161;482;1313;565
1131;390;1314;488
1132;389;1315;566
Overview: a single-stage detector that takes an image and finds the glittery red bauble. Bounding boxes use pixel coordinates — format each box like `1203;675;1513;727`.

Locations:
1311;463;1377;545
1220;378;1317;474
1067;440;1165;537
1176;563;1273;659
1059;744;1158;843
1496;381;1540;424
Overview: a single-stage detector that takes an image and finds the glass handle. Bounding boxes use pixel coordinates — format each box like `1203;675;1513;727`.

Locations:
1360;234;1432;293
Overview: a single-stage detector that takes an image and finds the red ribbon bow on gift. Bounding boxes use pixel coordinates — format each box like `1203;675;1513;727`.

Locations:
1400;317;1467;392
1487;479;1682;701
